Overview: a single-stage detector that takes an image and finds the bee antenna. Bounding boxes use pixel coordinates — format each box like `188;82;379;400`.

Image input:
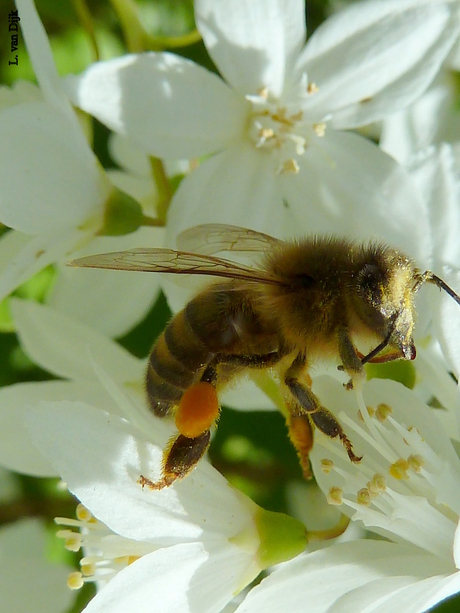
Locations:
417;271;460;307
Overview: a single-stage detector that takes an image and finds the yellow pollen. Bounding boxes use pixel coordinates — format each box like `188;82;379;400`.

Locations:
307;82;319;94
376;403;392;422
313;123;326;137
389;458;410;480
321;458;334;473
127;555;141;565
258;87;269;99
67;571;84;590
408;454;424;472
279;158;299;174
327;486;343;505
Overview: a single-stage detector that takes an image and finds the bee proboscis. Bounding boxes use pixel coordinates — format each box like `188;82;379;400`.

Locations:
68;224;460;489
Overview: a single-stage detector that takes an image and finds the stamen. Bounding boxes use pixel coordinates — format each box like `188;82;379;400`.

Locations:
369;473;386;494
307;82;318;94
389;458;410;480
376;403;392;422
313;123;326;137
357;487;371;506
277;158;299;175
408;454;424;472
67;572;84;590
321;458;334;473
327;486;343;505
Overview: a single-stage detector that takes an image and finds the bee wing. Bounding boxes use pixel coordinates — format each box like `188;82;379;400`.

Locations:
67;248;284;286
177;224;283;255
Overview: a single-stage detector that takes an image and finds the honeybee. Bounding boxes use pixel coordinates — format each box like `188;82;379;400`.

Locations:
68;224;460;489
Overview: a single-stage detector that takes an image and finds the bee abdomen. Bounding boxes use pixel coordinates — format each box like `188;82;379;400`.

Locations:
146;308;215;417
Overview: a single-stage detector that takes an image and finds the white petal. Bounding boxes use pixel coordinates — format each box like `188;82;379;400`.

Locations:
16;0;75;120
195;0;305;97
298;0;460;128
412;144;460;267
26;401;254;543
236;540;450;613
381;76;460;164
280;131;431;263
0;519;74;613
331;572;460;613
0;102;107;234
433;268;460;379
83;541;250;613
11;299;142;383
0;229;83;303
0;378;134;476
65;53;248;159
0;381;61;477
48;227;164;337
163;143;293;313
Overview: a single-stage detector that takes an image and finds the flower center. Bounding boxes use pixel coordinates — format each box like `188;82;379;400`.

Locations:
55;504;155;590
317;390;460;561
246;83;326;175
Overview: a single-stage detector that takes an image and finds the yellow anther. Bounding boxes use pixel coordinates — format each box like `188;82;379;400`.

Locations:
80;563;96;577
376;403;392;422
307;82;319;94
389;458;410;480
76;504;94;522
321;458;334;474
408;454;424;472
369;473;386;494
67;572;84;590
327;486;343;505
279;158;300;174
357;487;371;506
313;122;326;137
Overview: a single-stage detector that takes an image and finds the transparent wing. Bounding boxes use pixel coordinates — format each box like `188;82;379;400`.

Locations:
67;248;284;286
177;224;283;255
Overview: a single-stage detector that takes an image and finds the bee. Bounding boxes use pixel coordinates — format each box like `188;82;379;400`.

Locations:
68;224;460;489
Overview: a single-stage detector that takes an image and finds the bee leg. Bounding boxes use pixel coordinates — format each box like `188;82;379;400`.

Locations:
337;328;365;390
211;350;285;369
139;429;211;490
140;367;219;490
285;355;362;469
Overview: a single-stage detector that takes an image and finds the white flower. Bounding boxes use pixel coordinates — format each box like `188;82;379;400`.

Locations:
24;400;308;613
0;298;145;476
236;377;460;613
0;0;162;336
381;41;460;164
0;519;74;613
65;0;460;259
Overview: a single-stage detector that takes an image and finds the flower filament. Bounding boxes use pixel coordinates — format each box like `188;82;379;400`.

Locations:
55;504;154;590
319;391;460;560
246;81;326;175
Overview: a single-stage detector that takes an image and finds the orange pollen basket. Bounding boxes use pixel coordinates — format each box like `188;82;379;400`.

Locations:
174;381;220;438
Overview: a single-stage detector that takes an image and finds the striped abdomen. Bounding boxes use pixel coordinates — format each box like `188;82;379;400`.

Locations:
146;286;244;417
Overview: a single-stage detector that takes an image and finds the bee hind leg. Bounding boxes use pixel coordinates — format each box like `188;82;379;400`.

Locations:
139;429;211;490
140;367;219;490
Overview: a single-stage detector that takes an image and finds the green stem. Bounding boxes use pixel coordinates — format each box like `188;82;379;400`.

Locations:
71;0;100;61
150;157;173;224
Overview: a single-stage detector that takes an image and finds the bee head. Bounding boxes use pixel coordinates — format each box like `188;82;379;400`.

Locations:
352;246;417;361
